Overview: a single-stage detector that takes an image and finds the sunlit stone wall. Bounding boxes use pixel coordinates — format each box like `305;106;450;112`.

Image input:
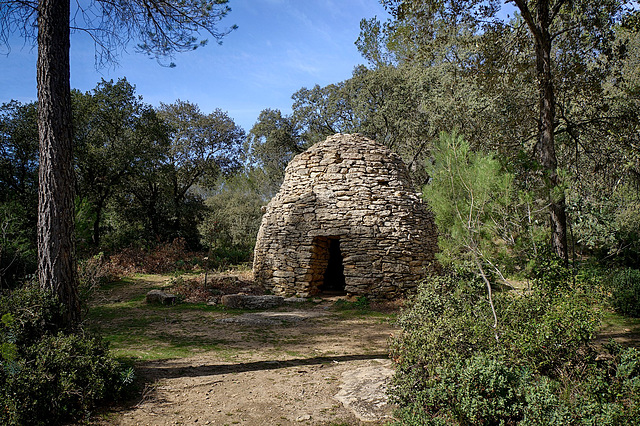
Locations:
252;133;438;299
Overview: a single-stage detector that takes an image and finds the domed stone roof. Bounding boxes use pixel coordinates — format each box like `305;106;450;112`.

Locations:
252;133;437;299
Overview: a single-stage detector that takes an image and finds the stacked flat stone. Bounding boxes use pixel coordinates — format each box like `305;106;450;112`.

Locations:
252;133;438;299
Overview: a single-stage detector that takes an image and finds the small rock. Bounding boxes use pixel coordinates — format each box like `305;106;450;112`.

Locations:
146;289;176;305
296;414;311;422
284;297;307;303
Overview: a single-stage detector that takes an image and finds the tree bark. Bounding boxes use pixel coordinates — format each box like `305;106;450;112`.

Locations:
37;0;80;326
534;1;569;263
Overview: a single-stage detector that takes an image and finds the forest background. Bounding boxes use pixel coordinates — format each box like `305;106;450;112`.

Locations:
1;1;639;277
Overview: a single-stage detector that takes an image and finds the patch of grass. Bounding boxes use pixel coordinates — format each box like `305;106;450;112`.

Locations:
89;272;396;364
330;296;398;321
89;304;161;324
97;276;139;292
168;302;230;313
88;298;237;361
332;296;370;310
111;343;227;361
279;335;303;345
601;310;640;329
101;328;232;361
599;310;640;348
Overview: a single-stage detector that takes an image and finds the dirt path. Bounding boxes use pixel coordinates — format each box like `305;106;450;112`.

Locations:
91;275;399;425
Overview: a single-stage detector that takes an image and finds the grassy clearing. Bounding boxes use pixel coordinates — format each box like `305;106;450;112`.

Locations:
88;303;232;361
601;311;640;329
87;273;400;363
598;310;640;349
87;275;236;361
330;298;398;322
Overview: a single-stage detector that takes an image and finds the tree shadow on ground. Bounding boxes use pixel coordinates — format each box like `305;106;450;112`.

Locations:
135;353;390;381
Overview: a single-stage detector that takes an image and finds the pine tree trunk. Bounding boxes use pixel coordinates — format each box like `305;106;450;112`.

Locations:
535;1;568;263
37;0;80;326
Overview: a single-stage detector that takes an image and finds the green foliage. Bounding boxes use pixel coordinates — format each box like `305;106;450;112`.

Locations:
361;0;640;266
0;333;131;425
199;170;267;262
72;80;247;252
421;355;526;425
0;201;37;290
500;290;599;376
73;78;171;248
0;101;39;208
333;296;371;311
389;270;495;376
156;99;245;246
246;108;307;187
525;246;572;293
0;101;38;289
0;285;133;424
388;263;640;425
0;284;66;347
569;185;640;267
610;269;640;317
424;131;521;271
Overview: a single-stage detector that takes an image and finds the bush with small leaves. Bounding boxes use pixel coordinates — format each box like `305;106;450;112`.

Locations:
389;264;639;425
610;268;640;317
0;284;133;425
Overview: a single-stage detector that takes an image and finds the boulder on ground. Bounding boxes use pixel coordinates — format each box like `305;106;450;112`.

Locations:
146;289;176;305
221;294;284;309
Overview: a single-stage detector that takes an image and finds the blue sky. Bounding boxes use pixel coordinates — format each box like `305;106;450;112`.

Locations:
0;0;389;132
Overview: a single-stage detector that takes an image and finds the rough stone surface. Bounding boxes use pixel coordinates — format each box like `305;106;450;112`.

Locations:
220;294;284;309
334;358;396;422
145;289;176;305
253;133;438;299
284;297;308;303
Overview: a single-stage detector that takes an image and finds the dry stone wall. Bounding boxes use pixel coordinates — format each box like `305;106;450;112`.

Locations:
252;133;438;299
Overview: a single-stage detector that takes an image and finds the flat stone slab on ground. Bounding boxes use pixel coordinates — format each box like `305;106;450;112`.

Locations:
334;358;396;422
221;294;284;309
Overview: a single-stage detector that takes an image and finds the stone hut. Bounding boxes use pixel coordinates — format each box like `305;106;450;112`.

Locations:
252;133;437;299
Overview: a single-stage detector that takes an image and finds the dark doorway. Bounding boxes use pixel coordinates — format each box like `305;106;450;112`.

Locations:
319;238;346;294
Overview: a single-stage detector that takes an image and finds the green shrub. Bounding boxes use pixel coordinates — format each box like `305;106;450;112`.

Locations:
389;269;498;416
0;283;66;347
0;284;133;425
610;268;640;317
389;270;496;379
208;245;253;268
520;376;571;425
430;355;526;425
389;263;640;425
525;246;571;294
1;333;131;425
500;290;600;376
